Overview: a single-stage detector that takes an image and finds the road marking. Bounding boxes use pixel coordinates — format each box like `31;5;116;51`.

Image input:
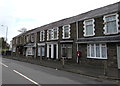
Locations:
13;70;40;86
0;62;8;67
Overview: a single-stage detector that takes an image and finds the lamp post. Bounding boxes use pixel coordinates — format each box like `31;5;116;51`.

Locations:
1;25;8;43
1;25;8;54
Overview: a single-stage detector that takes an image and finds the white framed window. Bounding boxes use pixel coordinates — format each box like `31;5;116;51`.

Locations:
87;44;107;59
26;47;33;56
103;13;119;35
16;38;18;44
40;30;45;41
47;29;53;40
83;19;95;36
26;35;29;42
62;25;71;39
53;27;59;40
38;46;45;56
12;47;16;52
24;36;26;43
31;34;34;42
61;44;72;59
47;28;59;40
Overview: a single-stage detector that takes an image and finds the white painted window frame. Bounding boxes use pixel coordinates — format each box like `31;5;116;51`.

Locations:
83;19;95;37
87;44;107;59
47;29;53;40
103;13;119;35
40;30;45;41
12;46;16;52
62;25;71;39
52;27;59;40
46;43;58;59
31;34;34;42
26;47;33;56
26;35;29;42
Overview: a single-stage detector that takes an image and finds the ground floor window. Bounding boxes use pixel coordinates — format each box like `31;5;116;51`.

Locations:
87;44;107;59
61;44;72;59
12;47;16;52
26;47;34;56
38;46;45;56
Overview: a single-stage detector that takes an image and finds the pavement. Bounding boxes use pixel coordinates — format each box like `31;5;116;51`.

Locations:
2;55;120;82
2;57;119;85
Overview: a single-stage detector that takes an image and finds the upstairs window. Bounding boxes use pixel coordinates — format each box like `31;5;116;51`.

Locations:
40;30;45;41
83;19;95;36
47;29;53;40
62;25;70;39
16;38;18;44
47;27;59;40
53;27;59;40
26;35;29;42
31;34;34;42
103;13;119;34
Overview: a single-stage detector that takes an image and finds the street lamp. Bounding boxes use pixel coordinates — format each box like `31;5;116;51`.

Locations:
1;25;8;54
1;25;8;43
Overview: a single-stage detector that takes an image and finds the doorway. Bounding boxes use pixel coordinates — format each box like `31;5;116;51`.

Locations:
53;44;56;59
49;45;51;59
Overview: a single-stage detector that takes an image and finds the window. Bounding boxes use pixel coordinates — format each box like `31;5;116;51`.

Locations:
62;25;70;39
83;19;95;36
31;34;34;42
53;27;59;39
16;38;18;44
38;46;45;56
26;47;33;56
103;13;119;34
47;28;59;40
26;35;29;42
12;47;16;52
47;29;53;40
40;31;45;41
61;44;72;59
87;44;107;59
24;36;26;43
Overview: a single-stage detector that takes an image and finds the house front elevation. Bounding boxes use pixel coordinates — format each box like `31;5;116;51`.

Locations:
12;2;120;77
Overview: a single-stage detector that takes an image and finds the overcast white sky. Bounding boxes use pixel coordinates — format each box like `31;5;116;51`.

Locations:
0;0;120;43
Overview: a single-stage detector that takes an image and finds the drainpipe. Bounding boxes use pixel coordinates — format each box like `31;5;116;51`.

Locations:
104;60;107;76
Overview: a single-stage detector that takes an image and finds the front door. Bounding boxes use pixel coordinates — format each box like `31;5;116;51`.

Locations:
49;45;51;59
117;45;120;69
53;44;56;59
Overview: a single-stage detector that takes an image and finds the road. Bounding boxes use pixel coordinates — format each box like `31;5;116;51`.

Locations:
1;57;119;85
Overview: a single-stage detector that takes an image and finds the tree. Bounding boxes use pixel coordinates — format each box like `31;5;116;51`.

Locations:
18;27;27;33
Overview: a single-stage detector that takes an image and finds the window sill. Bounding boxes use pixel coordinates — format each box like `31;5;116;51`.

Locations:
104;32;119;35
87;57;107;59
84;35;95;37
62;37;70;39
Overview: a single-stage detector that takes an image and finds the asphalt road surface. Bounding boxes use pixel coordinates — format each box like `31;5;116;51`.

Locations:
1;57;119;86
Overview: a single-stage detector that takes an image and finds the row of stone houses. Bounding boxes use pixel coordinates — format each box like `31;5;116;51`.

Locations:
12;2;120;72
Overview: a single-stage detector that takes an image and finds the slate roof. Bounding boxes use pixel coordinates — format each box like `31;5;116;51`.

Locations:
13;1;120;38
